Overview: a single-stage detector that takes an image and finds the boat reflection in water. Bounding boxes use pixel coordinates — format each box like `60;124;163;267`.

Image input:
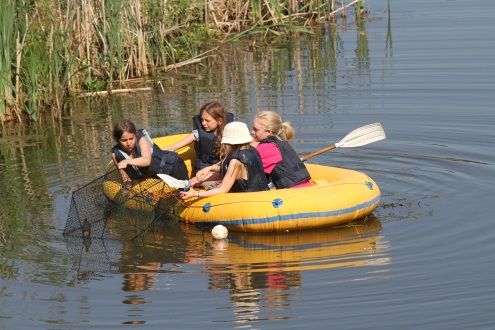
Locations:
179;215;390;322
66;210;390;322
193;215;389;273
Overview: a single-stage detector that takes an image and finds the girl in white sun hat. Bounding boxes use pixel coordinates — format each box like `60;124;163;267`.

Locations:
179;122;269;200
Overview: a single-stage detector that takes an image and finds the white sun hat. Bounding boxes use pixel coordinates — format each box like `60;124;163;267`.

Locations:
221;122;253;145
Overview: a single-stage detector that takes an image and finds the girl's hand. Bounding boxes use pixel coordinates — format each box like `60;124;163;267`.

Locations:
180;191;194;200
195;167;211;182
118;160;129;169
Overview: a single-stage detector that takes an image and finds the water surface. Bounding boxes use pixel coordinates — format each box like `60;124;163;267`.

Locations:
1;0;494;329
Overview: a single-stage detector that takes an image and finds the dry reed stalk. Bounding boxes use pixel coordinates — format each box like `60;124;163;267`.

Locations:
339;0;361;17
207;0;220;27
316;0;362;21
77;87;152;97
164;56;207;72
241;2;250;29
132;0;149;77
263;0;279;24
83;0;95;75
15;20;28;117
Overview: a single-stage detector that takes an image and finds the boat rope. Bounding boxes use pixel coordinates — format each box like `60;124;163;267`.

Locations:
152;180;375;211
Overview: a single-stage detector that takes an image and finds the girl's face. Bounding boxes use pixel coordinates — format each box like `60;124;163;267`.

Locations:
118;131;137;154
251;118;271;142
201;111;222;133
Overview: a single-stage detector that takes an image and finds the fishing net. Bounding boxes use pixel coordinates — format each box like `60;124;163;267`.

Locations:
64;216;207;280
62;168;187;278
63;169;181;242
64;234;123;280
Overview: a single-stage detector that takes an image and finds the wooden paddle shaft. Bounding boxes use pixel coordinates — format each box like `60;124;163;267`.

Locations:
301;144;336;162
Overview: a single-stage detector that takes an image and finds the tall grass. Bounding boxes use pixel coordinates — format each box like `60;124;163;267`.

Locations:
2;0;366;123
0;0;16;122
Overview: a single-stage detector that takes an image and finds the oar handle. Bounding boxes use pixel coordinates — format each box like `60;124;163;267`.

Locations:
301;145;337;162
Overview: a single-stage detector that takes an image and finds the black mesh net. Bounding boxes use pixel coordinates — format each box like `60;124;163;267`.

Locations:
63;169;181;241
64;216;206;280
64;234;123;279
63;169;187;278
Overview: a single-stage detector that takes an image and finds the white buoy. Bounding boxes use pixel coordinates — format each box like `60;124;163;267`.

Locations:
211;225;228;240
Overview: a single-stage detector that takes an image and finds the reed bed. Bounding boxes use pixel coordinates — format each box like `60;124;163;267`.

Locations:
0;0;368;122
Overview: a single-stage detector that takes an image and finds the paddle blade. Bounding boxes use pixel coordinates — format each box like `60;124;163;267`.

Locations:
157;173;188;188
336;123;386;148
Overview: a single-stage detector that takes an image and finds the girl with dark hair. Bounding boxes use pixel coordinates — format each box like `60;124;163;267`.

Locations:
111;119;189;189
163;101;234;172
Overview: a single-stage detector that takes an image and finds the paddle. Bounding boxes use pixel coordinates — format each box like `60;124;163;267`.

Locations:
157;173;190;189
300;123;386;162
158;123;385;187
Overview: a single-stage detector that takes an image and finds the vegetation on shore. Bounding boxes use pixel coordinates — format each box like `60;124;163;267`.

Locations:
0;0;366;123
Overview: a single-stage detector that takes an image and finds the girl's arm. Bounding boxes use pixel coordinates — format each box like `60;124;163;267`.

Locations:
189;165;221;187
195;162;221;182
112;153;133;187
180;159;241;199
162;133;196;152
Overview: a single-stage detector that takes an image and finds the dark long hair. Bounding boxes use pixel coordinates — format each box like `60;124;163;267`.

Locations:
199;101;228;156
113;119;137;142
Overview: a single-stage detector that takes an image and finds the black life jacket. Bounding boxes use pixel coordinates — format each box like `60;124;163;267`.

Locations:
193;112;234;170
258;136;311;189
221;146;269;193
112;129;179;179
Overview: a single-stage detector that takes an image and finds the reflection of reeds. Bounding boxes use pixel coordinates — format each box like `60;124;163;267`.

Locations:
2;0;365;122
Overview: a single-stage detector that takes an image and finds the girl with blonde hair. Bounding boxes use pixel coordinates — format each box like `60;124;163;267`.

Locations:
251;111;311;189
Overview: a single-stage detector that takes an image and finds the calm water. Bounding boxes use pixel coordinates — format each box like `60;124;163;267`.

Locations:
1;0;494;329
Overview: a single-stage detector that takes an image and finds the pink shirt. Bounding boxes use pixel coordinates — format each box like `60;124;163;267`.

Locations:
256;142;282;174
256;142;311;188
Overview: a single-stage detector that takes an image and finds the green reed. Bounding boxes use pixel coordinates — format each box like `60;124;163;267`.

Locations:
0;0;16;122
356;0;365;17
2;0;363;123
22;47;43;121
102;0;125;88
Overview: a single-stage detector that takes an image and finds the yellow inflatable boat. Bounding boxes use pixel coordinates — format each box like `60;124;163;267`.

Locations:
103;134;380;232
